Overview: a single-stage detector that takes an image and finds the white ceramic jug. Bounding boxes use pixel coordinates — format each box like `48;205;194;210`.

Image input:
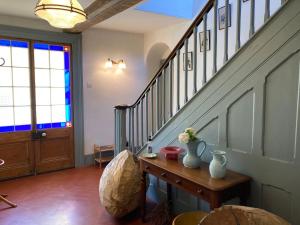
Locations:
209;150;227;179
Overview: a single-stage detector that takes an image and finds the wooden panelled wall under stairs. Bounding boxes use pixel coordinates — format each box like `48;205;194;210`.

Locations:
143;0;300;224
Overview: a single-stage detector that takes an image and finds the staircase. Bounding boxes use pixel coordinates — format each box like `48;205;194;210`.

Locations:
114;0;300;223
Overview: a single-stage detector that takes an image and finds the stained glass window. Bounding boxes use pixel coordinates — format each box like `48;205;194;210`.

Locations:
0;39;72;133
34;43;72;129
0;39;31;132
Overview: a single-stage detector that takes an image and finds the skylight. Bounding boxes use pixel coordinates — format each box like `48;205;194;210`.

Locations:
135;0;208;20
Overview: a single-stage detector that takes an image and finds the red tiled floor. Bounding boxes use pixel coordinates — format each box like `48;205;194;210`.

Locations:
0;167;147;225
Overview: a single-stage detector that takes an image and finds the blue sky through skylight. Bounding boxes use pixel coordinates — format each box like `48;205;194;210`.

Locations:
135;0;208;19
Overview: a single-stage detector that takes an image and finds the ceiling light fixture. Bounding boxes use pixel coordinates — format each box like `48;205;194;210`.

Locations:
35;0;87;29
105;58;126;69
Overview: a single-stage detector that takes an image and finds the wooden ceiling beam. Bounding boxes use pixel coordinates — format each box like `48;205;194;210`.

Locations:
66;0;143;33
85;0;111;15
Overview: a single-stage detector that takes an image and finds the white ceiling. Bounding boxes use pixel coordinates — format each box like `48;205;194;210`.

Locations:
0;0;188;34
93;8;188;34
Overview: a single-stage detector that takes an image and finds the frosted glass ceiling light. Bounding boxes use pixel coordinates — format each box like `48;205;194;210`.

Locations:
35;0;87;29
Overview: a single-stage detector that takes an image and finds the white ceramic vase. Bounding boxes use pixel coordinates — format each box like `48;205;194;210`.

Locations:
209;150;227;179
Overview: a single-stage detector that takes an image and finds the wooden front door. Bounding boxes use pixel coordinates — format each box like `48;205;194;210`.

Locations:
0;38;74;180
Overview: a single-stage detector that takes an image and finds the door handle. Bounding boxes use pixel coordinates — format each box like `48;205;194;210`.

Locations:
32;130;47;140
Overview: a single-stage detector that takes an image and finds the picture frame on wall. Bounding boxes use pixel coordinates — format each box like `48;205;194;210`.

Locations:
183;52;193;71
218;4;231;30
199;30;211;52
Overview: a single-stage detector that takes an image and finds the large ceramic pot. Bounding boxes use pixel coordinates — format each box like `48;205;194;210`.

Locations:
183;139;207;168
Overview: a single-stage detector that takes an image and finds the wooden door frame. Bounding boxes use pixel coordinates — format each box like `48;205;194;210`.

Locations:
0;25;85;167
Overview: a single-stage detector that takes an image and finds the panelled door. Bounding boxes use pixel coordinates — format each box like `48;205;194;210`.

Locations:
0;38;74;180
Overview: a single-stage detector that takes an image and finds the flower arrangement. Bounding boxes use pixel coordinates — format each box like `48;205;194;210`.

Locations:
178;127;197;144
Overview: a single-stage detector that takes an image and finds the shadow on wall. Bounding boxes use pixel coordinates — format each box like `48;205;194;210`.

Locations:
146;42;171;81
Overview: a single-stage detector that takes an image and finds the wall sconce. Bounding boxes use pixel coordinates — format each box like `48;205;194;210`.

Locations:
105;58;126;69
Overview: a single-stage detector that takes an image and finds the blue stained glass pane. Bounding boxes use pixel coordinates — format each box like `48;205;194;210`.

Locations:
11;41;28;48
64;52;70;70
50;45;64;51
65;105;71;121
65;70;71;121
37;123;51;129
0;126;14;132
65;71;70;86
34;43;49;50
52;122;66;128
0;39;10;46
15;125;31;131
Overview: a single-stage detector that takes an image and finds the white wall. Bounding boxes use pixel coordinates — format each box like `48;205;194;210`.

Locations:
82;28;147;155
144;20;192;62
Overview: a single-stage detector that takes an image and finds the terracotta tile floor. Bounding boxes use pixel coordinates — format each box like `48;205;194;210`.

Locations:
0;167;147;225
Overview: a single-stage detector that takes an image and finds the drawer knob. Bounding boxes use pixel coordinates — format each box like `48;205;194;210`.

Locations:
197;189;203;194
145;166;150;170
161;172;166;177
175;180;182;184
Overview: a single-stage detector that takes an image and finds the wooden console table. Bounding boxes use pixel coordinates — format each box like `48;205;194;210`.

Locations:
139;154;251;221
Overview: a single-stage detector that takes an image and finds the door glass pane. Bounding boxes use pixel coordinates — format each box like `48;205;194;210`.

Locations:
0;40;12;66
36;88;51;105
50;46;64;69
0;39;31;132
13;68;30;87
11;41;29;68
51;88;65;105
34;43;49;68
0;67;12;86
35;69;50;87
0;107;14;127
34;43;72;129
36;105;51;124
14;106;31;125
13;87;30;106
51;105;66;123
0;87;13;106
51;69;65;87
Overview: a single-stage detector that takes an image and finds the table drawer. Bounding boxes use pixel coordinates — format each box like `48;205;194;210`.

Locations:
142;161;210;201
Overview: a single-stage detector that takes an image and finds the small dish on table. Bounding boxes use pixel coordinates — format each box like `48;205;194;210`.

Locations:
142;153;157;159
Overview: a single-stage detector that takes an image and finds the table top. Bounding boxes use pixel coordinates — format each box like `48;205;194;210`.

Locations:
140;154;251;191
0;159;4;166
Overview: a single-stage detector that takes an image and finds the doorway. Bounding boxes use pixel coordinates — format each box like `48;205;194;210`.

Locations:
0;37;74;180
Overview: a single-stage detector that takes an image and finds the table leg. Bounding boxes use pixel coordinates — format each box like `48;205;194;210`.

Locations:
167;183;172;213
210;194;222;211
240;183;250;205
141;171;147;222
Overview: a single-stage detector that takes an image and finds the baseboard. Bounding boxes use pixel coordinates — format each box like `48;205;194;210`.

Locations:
84;154;94;166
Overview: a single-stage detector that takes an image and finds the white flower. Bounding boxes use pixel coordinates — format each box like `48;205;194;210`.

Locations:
185;127;196;134
178;133;190;144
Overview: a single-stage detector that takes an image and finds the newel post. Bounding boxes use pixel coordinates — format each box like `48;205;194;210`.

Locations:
114;105;128;156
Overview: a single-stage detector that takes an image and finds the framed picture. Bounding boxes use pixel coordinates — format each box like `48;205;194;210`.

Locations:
199;30;211;52
218;4;231;30
183;52;193;71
